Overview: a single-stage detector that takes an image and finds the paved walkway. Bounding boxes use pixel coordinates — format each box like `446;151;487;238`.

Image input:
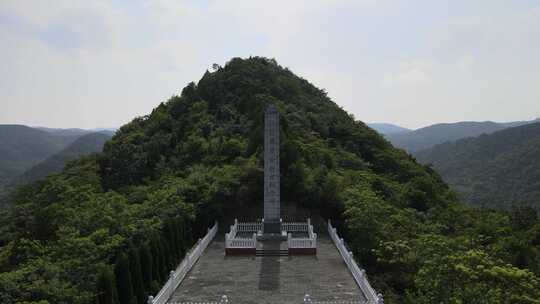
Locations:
169;235;366;303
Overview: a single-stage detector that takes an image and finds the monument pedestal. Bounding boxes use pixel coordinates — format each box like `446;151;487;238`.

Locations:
257;233;287;241
263;220;281;234
258;219;286;240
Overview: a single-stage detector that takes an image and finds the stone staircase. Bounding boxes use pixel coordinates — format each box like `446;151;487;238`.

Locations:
256;249;288;257
256;239;288;257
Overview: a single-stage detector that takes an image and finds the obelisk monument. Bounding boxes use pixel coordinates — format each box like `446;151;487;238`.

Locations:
263;104;281;234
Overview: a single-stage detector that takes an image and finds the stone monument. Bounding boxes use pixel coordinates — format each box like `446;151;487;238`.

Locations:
263;104;281;234
225;104;317;255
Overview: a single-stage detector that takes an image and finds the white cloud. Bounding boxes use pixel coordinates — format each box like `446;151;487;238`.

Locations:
382;60;434;87
457;54;475;72
0;1;539;129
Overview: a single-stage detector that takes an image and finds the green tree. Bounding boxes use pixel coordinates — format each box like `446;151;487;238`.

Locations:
150;237;163;283
343;183;393;265
128;247;146;304
164;220;178;262
510;205;538;231
114;254;135;304
161;238;173;272
96;267;119;304
139;244;153;293
174;218;185;258
412;248;540;304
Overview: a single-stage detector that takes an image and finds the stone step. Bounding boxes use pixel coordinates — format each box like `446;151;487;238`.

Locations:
255;249;288;256
255;253;288;257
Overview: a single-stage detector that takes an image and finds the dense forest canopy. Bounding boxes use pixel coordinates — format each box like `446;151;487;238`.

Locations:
0;57;539;304
415;122;540;210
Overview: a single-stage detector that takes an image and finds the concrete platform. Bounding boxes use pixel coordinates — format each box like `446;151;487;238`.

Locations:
169;235;366;303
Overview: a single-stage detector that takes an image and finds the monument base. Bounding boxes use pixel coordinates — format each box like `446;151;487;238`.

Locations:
257;232;287;241
257;221;286;240
263;221;281;234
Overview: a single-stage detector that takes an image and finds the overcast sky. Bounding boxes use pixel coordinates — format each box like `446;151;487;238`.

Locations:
1;0;539;129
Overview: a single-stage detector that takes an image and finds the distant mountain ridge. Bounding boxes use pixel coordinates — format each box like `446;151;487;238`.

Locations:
387;118;539;152
368;123;411;135
36;126;116;137
0;125;79;182
13;132;112;186
367;123;411;135
35;127;92;137
415;122;540;209
0;125;114;206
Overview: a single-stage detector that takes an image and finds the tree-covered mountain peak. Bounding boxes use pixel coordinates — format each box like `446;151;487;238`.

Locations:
1;57;538;304
100;56;450;213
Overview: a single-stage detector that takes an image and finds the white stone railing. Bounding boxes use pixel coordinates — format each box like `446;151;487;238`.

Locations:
226;222;238;239
287;234;317;248
308;221;316;239
225;219;257;249
327;220;383;304
148;222;218;304
287;219;317;249
226;232;257;248
236;219;262;232
282;221;309;232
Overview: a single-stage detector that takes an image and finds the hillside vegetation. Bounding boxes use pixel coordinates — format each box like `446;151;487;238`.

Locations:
388;120;538;152
0;57;539;304
416;122;540;210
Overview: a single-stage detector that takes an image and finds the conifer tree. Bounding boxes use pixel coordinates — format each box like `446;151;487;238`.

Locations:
172;220;181;260
150;236;164;282
156;237;169;279
96;267;119;304
161;237;173;271
174;218;185;258
164;220;178;262
139;243;153;293
128;246;146;304
185;219;194;245
115;254;135;304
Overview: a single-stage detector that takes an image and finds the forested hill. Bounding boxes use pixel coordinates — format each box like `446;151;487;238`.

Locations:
387;120;538;152
12;132;112;186
0;127;112;207
0;125;78;183
415;122;540;210
0;57;538;304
